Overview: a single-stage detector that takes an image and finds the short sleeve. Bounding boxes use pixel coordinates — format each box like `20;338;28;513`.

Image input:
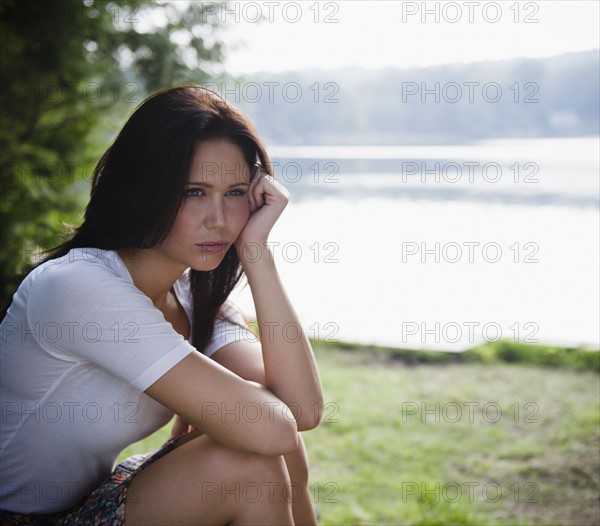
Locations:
26;259;195;391
203;302;257;357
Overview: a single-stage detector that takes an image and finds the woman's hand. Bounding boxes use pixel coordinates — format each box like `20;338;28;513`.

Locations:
235;168;290;256
168;414;196;440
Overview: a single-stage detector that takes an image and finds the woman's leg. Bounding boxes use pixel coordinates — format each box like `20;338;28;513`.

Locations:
125;433;294;525
169;429;318;525
283;434;319;526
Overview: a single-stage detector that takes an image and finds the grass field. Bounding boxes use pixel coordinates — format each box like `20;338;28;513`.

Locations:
118;344;600;525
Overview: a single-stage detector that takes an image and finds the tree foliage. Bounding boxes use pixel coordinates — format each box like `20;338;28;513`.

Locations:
236;51;600;145
0;0;229;306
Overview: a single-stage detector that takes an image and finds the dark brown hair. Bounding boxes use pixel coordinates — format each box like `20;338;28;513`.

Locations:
8;85;271;352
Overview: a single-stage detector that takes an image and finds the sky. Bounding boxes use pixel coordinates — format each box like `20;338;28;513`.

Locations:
218;0;600;74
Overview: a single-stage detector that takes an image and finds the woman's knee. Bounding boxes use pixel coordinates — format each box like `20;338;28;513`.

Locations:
185;436;292;509
125;435;293;525
184;435;291;486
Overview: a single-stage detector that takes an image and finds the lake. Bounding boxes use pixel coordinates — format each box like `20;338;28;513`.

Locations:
229;137;599;351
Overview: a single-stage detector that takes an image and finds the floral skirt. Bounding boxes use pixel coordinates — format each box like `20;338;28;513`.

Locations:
0;437;180;526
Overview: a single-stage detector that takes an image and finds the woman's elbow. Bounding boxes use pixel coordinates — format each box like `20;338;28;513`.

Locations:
296;399;324;431
254;419;299;456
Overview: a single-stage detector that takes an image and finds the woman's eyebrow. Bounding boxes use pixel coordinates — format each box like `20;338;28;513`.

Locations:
184;181;250;188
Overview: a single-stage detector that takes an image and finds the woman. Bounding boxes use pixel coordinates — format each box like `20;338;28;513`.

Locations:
0;85;324;525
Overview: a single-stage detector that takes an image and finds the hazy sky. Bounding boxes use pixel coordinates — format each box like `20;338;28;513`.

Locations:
219;0;599;74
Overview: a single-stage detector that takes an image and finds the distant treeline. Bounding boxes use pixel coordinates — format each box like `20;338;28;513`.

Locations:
314;340;600;374
220;50;599;145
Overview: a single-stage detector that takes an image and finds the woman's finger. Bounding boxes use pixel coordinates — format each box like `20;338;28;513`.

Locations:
168;415;190;440
250;170;267;209
248;166;265;211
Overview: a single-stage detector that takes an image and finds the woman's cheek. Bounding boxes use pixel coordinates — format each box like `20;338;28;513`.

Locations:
228;200;251;236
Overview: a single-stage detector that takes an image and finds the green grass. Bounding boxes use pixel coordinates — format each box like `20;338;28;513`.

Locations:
118;344;600;525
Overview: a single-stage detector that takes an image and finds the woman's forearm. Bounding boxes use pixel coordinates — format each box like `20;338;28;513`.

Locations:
241;244;323;430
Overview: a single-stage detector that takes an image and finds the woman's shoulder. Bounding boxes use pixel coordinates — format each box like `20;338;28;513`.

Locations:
29;248;130;284
218;300;250;324
2;248;141;330
20;248;136;310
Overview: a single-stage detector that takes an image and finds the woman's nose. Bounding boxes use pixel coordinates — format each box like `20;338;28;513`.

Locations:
205;198;226;229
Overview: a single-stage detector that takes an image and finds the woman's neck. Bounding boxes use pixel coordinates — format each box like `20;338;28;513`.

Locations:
117;248;187;309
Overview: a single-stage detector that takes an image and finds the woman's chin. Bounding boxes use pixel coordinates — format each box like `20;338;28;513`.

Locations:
189;255;227;272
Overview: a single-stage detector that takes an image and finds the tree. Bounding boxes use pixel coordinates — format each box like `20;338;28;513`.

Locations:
0;0;229;307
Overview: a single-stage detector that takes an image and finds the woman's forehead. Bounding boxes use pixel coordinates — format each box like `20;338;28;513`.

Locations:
188;141;251;185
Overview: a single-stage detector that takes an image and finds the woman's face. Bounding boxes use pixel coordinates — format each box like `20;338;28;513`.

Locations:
157;140;251;272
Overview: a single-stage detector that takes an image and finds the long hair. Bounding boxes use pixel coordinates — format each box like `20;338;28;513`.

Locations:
4;85;271;352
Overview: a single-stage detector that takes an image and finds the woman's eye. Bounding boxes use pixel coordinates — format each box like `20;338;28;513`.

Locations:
184;188;204;198
184;188;246;198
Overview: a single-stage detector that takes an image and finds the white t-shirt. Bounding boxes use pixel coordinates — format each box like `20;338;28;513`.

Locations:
0;248;255;513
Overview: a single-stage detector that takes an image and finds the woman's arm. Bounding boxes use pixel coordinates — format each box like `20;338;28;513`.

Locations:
235;173;324;430
241;253;323;430
24;258;297;456
145;351;298;456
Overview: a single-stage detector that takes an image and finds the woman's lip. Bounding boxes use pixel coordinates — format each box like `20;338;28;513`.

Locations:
196;242;228;253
